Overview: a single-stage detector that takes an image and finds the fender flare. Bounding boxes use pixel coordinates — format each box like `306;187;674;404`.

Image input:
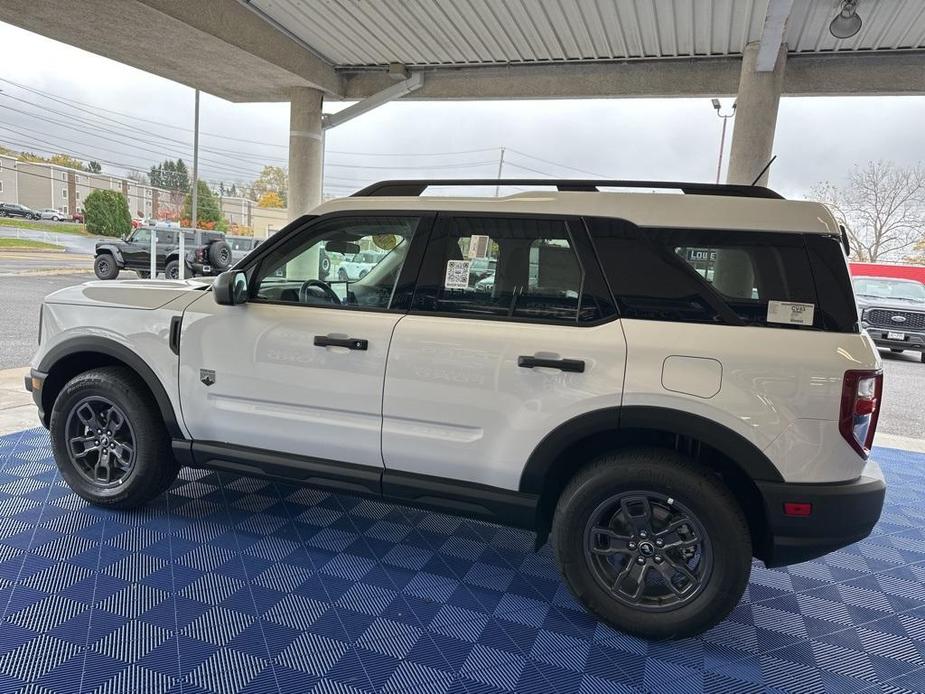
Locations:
518;405;784;495
95;245;123;265
38;336;182;438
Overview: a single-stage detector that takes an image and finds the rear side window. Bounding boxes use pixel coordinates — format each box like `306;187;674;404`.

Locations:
412;216;606;324
588;218;851;331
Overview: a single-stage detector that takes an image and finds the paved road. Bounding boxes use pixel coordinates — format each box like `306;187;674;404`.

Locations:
0;273;94;369
0;225;101;254
0;251;93;276
0;270;922;438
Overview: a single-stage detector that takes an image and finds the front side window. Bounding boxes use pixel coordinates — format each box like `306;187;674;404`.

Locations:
252;216;420;310
131;228;151;246
413;216;597;323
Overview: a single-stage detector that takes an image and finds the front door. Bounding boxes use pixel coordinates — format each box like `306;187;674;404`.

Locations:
382;214;627;492
122;228;152;269
178;214;428;470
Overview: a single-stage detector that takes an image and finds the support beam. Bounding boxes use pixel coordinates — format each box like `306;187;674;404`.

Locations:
756;0;795;72
288;87;324;220
726;43;786;186
323;73;424;130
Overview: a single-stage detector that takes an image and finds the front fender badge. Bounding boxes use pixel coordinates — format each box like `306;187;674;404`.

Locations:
200;369;216;386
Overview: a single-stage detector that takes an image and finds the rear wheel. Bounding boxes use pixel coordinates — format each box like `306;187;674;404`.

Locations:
165;260;180;280
49;366;179;509
552;448;752;639
136;270;150;279
94;254;119;280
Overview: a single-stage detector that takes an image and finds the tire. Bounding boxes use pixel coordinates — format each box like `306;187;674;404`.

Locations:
165;260;180;280
94;254;120;280
49;366;179;509
208;240;232;269
359;269;368;279
320;254;331;273
552;447;752;639
53;216;61;222
136;270;150;279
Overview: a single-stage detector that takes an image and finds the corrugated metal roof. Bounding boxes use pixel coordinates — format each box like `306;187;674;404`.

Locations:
247;0;925;68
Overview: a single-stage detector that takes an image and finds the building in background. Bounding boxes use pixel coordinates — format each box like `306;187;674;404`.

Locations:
16;161;69;213
0;154;18;204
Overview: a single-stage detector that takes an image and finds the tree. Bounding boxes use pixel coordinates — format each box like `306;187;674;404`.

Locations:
251;165;288;205
49;153;87;170
87;161;102;173
126;169;149;185
228;183;238;197
258;191;285;208
182;180;227;231
149;158;191;193
84;190;131;237
811;161;925;262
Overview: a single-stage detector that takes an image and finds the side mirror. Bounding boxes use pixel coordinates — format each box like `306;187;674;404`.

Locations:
214;270;248;306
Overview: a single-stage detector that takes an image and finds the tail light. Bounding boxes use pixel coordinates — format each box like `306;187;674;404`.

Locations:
839;370;883;458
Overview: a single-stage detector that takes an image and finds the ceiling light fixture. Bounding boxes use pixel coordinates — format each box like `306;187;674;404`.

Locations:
829;1;862;39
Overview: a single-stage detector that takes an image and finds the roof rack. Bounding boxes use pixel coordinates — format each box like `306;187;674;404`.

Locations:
351;179;784;199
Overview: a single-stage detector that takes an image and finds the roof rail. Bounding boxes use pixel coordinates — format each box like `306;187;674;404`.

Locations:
351;179;784;199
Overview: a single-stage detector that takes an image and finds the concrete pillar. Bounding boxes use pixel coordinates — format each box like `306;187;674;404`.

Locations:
726;43;786;187
288;87;324;220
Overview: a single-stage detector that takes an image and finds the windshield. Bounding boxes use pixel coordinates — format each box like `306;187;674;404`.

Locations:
853;277;925;303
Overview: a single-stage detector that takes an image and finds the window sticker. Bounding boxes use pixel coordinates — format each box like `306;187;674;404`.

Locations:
444;260;471;289
767;300;815;326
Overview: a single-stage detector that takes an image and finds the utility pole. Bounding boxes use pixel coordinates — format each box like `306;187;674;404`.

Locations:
712;99;736;184
494;146;506;197
191;89;200;230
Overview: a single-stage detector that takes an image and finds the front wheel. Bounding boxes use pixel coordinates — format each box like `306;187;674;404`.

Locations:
94;254;119;280
136;270;150;279
49;366;179;509
165;260;180;280
552;448;752;639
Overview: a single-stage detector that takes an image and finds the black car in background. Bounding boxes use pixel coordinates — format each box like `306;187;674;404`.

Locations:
855;276;925;363
0;203;40;220
94;226;233;280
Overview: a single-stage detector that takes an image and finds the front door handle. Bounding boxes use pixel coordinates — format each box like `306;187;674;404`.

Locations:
518;356;585;373
314;335;368;350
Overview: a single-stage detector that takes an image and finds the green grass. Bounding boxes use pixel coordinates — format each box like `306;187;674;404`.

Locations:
0;238;64;250
0;217;88;235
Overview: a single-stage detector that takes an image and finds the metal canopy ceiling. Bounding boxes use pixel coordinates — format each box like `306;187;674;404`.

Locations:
247;0;925;69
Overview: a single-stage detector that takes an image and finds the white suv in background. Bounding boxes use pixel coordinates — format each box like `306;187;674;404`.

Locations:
26;179;885;638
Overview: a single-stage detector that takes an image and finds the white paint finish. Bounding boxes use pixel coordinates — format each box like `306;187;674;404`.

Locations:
661;356;722;399
34;299;195;438
314;192;840;236
756;0;795;71
620;319;881;483
177;294;401;468
44;279;210;311
764;418;873;482
381;315;627;491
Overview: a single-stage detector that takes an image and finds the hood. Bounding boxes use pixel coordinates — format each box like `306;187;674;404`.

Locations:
44;278;212;310
856;294;925;312
96;238;126;249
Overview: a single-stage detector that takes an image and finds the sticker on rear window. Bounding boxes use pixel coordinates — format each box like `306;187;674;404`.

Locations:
444;260;471;289
767;300;815;326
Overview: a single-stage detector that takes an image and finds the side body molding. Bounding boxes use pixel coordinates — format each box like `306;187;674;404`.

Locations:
37;336;182;437
519;405;784;495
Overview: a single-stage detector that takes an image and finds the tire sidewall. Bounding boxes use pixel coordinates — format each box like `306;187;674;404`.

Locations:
49;369;169;506
165;260;179;280
554;452;751;639
94;255;118;280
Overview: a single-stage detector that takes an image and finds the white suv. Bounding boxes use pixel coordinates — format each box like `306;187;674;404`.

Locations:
26;179;886;639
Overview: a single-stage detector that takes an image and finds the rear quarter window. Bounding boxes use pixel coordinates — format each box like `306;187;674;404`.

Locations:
587;218;856;332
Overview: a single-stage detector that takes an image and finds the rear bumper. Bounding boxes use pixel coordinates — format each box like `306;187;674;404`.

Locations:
756;460;885;567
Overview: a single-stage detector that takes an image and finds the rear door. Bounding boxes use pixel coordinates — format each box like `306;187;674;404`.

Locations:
122;228;152;269
381;214;626;492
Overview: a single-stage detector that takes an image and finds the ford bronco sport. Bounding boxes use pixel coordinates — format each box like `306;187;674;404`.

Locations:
26;179;885;638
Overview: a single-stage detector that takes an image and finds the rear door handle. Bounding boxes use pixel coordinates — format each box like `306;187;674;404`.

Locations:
314;335;368;350
518;356;585;373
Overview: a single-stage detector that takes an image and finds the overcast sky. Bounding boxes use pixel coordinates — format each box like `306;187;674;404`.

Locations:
1;20;923;201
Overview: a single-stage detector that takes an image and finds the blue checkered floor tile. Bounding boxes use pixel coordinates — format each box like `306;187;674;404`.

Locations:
2;429;925;693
